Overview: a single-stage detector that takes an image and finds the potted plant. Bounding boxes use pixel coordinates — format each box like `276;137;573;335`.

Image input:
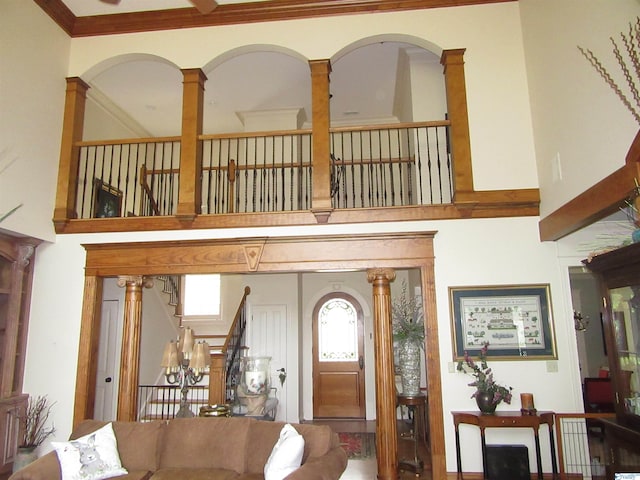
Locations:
13;396;55;472
392;281;425;396
457;342;513;414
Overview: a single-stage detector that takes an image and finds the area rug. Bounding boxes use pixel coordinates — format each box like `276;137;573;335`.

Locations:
338;432;376;459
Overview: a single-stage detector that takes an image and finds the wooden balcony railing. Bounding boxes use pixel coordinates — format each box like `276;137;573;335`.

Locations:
53;51;540;234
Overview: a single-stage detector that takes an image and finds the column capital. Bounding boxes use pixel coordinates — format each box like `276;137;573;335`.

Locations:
366;268;396;283
116;275;154;289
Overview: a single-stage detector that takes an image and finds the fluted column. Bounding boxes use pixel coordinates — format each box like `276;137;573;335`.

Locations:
116;275;153;421
367;268;398;480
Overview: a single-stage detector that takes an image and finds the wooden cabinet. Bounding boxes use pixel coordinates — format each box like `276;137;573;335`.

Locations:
0;233;38;474
584;242;640;476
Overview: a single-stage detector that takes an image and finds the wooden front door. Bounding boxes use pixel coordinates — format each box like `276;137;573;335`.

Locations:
312;293;365;418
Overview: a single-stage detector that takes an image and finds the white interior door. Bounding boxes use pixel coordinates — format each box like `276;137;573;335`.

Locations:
94;299;121;421
247;304;288;422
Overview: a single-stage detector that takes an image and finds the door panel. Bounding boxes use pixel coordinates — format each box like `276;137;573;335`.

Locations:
247;304;288;422
313;293;365;418
94;300;120;421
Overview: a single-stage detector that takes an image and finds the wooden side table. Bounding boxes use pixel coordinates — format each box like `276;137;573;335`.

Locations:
452;411;558;480
397;393;427;475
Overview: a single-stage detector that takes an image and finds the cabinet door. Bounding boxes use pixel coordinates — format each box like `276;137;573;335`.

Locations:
606;284;640;425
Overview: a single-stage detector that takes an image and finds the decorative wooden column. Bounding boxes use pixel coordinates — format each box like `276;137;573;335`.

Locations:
309;59;333;223
116;275;153;421
54;77;89;232
367;268;398;480
177;68;207;223
440;49;473;198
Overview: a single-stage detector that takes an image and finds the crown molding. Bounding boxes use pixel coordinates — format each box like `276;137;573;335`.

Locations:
33;0;515;37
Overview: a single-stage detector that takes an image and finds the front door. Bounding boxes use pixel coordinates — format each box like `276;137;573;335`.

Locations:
312;293;365;418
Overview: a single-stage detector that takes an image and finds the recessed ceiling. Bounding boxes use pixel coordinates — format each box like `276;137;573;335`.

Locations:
61;0;267;17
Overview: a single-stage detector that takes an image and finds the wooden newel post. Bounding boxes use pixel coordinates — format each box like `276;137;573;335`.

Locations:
116;275;153;421
367;268;398;480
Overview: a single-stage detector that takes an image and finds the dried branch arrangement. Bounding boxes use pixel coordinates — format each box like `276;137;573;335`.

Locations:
578;17;640;125
17;396;55;448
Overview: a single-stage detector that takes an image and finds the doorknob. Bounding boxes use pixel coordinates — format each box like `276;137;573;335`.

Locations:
359;356;364;369
105;377;112;383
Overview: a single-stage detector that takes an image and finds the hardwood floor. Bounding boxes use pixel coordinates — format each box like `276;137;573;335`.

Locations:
308;419;432;479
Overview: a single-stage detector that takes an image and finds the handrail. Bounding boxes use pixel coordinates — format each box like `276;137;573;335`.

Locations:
140;165;161;216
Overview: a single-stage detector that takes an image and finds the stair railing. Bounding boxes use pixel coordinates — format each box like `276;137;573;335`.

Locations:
208;286;251;405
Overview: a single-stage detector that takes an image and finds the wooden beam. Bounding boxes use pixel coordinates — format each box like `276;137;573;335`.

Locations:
33;0;517;37
539;130;640;241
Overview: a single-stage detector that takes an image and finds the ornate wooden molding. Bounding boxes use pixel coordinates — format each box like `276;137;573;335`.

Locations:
33;0;516;37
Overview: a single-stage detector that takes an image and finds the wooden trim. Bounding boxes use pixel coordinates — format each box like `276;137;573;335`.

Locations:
75;233;444;477
73;275;102;428
55;193;540;234
34;0;516;37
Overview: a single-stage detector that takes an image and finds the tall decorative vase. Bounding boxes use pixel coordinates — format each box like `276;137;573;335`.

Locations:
13;447;37;473
475;392;498;414
398;341;421;395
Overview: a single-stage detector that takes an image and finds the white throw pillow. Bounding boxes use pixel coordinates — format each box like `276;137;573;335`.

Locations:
52;422;128;480
264;423;305;480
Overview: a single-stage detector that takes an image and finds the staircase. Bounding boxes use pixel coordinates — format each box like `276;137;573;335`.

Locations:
136;284;251;421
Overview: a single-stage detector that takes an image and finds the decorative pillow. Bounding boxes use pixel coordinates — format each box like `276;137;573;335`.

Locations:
264;423;305;480
52;422;128;480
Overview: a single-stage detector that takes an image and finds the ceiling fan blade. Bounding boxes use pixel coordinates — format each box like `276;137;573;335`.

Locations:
189;0;218;14
99;0;121;4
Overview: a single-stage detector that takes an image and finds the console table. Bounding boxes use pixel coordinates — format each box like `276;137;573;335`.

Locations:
397;393;427;475
452;411;558;480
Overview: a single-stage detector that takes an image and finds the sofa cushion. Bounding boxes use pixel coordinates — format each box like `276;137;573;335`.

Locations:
245;421;333;474
263;424;304;480
158;417;251;473
151;467;239;480
52;422;128;480
70;420;165;472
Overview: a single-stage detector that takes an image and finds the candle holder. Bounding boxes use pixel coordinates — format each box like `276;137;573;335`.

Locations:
520;392;537;415
160;327;210;418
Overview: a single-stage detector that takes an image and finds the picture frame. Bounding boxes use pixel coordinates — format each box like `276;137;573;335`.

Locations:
93;179;122;218
449;284;557;360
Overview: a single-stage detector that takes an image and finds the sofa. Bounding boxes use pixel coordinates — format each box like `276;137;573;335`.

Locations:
9;416;348;480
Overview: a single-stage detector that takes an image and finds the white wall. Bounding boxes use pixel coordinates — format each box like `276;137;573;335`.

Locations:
0;0;69;242
520;0;640;218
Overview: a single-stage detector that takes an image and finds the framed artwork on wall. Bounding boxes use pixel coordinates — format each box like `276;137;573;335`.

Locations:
93;179;122;218
450;284;557;360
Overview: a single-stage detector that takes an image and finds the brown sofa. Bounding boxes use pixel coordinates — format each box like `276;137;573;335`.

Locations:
9;417;348;480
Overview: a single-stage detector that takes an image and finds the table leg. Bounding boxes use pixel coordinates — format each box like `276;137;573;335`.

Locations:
548;427;558;478
480;428;488;480
455;425;462;478
534;432;543;480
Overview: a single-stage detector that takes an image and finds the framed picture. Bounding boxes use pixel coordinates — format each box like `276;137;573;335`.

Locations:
449;284;557;360
93;180;122;218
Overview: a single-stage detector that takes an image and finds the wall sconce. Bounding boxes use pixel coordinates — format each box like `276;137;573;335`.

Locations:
574;310;589;332
160;327;209;417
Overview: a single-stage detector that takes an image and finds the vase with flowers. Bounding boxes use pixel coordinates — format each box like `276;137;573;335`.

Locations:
392;281;425;396
12;396;55;472
457;342;512;414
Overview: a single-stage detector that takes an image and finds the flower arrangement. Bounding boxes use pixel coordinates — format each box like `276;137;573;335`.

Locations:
391;281;425;346
16;395;55;449
457;342;513;406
